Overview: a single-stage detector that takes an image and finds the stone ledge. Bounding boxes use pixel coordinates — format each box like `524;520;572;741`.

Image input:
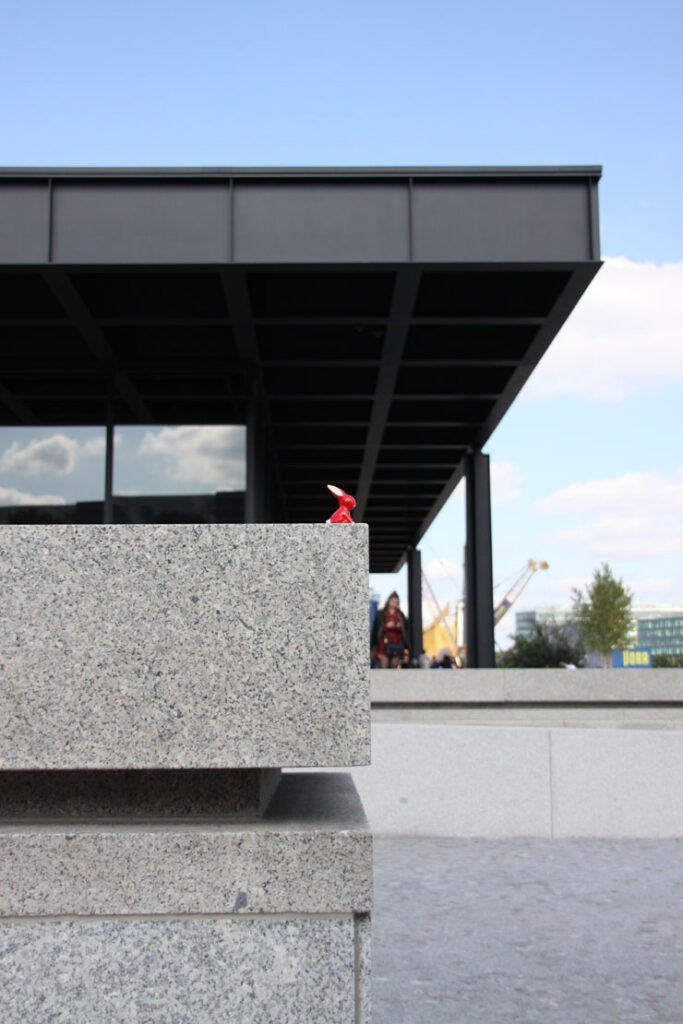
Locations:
372;667;683;704
0;524;370;768
0;773;372;916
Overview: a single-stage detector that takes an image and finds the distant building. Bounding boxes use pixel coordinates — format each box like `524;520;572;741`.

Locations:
637;614;683;657
515;606;576;640
516;604;683;658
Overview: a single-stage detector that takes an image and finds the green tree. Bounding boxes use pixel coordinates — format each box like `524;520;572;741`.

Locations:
497;619;585;668
571;563;634;668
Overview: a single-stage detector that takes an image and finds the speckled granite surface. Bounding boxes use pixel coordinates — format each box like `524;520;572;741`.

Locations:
0;524;369;768
0;768;281;819
357;912;372;1023
0;916;360;1024
0;773;372;917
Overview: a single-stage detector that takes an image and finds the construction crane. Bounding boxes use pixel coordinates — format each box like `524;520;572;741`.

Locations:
493;559;549;626
421;559;548;665
421;572;464;666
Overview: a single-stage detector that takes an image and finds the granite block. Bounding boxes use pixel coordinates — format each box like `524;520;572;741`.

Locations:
372;668;683;704
502;668;683;702
356;911;372;1023
0;916;358;1024
348;723;551;837
0;524;370;768
550;728;683;838
371;668;506;703
0;773;372;916
0;768;280;820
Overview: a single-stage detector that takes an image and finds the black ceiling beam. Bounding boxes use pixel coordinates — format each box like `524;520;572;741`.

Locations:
267;394;376;401
279;444;366;450
384;422;484;429
219;269;286;517
0;382;39;424
135;394;246;402
390;394;501;401
0;318;68;327
390;262;602;573
253;316;543;326
377;444;469;450
0;363;106;377
95;318;230;326
279;443;462;449
270;420;370;427
469;265;601;454
262;359;518;368
41;269;154;424
354;268;422;520
263;360;381;368
0;361;244;376
0;311;544;327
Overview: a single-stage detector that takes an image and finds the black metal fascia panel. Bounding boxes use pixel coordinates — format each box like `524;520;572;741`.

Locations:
0;171;601;269
0;166;603;180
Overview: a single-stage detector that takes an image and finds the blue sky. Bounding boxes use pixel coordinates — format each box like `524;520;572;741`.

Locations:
1;0;681;643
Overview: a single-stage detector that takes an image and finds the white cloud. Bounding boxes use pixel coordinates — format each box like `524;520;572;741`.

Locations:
81;436;106;456
522;575;589;603
139;426;246;489
423;556;463;586
523;257;683;401
0;486;66;506
554;516;683;558
0;434;79;476
628;577;675;595
490;460;524;506
536;469;683;559
537;469;683;518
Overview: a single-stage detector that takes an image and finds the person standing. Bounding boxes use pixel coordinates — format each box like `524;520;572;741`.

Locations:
371;591;408;668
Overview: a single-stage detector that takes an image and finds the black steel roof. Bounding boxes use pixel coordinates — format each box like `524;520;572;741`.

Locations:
0;167;601;572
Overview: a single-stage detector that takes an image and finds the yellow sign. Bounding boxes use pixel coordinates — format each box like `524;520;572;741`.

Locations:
619;649;651;667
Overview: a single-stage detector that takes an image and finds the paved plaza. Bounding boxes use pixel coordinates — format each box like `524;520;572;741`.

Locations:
373;838;683;1023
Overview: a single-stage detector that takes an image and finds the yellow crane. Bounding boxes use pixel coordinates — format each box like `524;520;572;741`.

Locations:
493;559;549;625
422;559;549;664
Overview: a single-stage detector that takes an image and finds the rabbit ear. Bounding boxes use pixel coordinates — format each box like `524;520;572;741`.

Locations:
327;484;345;497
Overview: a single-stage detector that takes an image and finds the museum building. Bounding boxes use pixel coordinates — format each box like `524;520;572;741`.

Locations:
0;165;602;665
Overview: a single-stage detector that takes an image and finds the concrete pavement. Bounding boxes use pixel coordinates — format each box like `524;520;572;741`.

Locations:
373;837;683;1023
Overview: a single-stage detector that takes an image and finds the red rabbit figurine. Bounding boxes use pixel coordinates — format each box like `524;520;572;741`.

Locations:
326;484;356;524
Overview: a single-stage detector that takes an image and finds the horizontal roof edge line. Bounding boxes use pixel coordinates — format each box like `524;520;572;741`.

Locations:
0;165;604;179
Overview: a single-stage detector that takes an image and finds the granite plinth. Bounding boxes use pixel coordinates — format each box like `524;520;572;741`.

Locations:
0;773;372;1023
0;773;372;916
0;768;280;819
0;916;365;1024
0;524;370;769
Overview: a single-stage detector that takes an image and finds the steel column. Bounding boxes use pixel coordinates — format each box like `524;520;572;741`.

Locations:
464;451;495;667
103;394;114;525
407;546;423;663
245;388;265;523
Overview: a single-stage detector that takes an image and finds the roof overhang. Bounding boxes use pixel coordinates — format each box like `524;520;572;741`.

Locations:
0;166;602;571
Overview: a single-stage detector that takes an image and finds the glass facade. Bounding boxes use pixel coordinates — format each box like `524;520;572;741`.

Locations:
637;616;683;657
0;426;105;523
0;425;246;526
515;607;578;642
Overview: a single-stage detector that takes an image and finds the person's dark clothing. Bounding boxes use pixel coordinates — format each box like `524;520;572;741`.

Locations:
371;607;409;656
